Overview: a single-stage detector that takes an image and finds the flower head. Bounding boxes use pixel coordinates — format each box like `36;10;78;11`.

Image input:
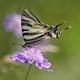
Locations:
4;13;22;38
10;47;53;72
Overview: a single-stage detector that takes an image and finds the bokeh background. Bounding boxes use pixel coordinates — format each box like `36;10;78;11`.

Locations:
0;0;80;80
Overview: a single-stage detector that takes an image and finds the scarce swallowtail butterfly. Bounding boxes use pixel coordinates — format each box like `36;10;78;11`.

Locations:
21;8;71;48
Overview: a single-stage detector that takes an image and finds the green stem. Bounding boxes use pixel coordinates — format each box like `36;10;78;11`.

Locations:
25;64;32;80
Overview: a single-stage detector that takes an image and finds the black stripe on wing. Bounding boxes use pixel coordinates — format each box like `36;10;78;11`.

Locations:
22;10;37;22
21;22;32;27
25;38;44;44
21;19;31;23
27;8;41;23
22;38;44;47
22;29;29;32
23;33;45;41
23;33;45;45
22;8;41;25
23;32;40;36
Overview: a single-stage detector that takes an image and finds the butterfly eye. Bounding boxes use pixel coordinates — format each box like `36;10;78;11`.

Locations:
55;31;60;38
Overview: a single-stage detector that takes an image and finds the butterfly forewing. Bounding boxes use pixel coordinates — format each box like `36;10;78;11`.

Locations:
21;8;47;46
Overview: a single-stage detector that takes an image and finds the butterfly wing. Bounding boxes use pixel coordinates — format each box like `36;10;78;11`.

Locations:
21;8;47;46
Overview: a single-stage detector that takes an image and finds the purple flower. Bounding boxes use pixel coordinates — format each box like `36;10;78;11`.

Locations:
4;13;22;38
10;47;53;72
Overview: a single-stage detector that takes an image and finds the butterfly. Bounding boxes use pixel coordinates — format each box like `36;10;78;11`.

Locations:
21;8;71;48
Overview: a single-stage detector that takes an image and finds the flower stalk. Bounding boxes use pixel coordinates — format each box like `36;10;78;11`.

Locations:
25;64;32;80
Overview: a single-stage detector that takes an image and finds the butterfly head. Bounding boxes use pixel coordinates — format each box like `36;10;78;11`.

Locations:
50;22;71;39
51;28;60;38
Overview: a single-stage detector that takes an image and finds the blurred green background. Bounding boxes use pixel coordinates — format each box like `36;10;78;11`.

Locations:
0;0;80;80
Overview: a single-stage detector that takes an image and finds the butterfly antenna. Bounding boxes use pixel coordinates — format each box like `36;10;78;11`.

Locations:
60;26;71;34
55;21;66;28
53;21;67;34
